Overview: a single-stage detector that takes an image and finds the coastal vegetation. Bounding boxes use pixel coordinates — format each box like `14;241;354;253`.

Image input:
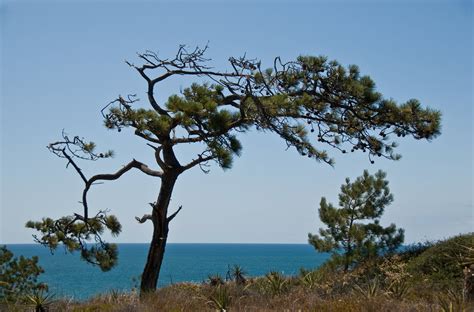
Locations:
1;233;473;311
25;46;441;295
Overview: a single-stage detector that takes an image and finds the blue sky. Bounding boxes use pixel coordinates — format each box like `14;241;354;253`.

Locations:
1;0;472;244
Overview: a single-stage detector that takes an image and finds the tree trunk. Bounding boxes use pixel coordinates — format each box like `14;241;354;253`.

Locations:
344;243;351;272
140;171;178;295
344;216;355;272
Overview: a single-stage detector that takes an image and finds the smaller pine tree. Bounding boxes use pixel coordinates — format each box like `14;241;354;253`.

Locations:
0;246;48;302
308;170;404;271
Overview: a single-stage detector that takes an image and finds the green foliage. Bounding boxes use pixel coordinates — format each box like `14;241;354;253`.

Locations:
105;83;246;170
25;212;121;271
407;233;474;289
0;246;47;303
396;241;434;261
104;52;441;170
308;170;404;271
247;55;441;164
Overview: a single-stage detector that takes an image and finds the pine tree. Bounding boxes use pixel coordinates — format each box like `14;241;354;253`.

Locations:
0;246;47;302
27;45;439;294
308;170;404;271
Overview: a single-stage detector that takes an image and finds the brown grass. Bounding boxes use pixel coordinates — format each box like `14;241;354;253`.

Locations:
4;277;472;312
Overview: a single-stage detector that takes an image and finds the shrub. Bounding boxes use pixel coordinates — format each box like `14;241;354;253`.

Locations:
407;233;474;290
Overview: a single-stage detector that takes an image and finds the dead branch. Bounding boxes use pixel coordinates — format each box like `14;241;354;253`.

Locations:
167;205;183;223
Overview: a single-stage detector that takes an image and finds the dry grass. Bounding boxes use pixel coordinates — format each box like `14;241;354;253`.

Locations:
4;277;471;312
4;234;473;311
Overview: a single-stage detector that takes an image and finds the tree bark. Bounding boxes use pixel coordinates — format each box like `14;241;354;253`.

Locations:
344;214;355;272
140;171;178;294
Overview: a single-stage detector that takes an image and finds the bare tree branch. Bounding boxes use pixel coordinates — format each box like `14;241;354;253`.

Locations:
51;142;162;220
135;214;152;224
134;130;161;144
180;153;216;172
83;159;163;217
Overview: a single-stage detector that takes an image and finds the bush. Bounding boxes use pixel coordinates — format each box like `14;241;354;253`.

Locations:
406;233;474;289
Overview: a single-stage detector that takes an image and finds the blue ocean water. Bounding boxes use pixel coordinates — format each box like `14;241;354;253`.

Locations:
6;244;329;300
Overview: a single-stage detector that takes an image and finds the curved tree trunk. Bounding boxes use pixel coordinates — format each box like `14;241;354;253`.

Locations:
140;171;178;295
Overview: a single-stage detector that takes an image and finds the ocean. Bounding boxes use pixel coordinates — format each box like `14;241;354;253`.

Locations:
5;243;329;300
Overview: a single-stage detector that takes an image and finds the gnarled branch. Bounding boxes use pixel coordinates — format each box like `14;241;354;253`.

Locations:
51;139;163;220
81;159;162;219
135;214;152;224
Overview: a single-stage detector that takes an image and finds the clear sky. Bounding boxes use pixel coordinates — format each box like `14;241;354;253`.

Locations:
1;0;472;244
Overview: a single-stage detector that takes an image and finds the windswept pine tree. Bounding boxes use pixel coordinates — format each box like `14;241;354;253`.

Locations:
27;45;440;295
309;170;405;271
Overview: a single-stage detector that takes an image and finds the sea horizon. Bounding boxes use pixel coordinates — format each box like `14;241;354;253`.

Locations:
3;242;311;245
5;243;329;300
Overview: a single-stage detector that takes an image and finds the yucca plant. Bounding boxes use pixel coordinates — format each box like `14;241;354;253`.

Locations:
438;289;468;312
229;265;247;285
386;279;411;299
208;274;225;287
299;268;323;290
353;277;379;299
264;271;288;296
25;289;54;312
208;285;232;311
